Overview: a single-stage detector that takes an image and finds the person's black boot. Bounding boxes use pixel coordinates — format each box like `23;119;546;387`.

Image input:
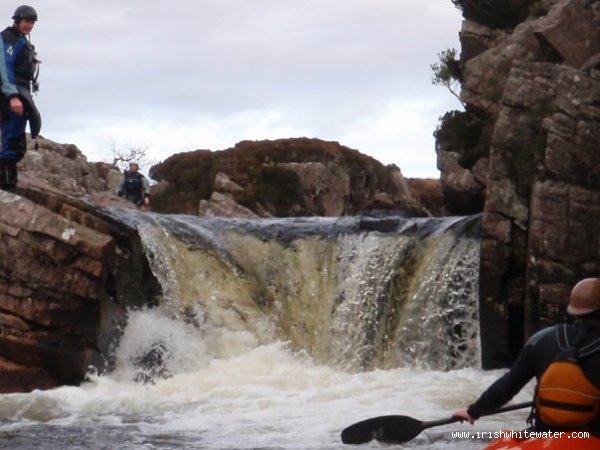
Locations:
0;162;17;192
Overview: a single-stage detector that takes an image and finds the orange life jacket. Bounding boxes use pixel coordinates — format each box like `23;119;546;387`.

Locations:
536;325;600;428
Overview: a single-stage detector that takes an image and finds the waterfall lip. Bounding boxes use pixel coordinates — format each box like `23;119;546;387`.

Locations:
98;208;482;248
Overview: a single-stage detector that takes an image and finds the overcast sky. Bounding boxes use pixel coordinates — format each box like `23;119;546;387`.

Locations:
4;1;463;178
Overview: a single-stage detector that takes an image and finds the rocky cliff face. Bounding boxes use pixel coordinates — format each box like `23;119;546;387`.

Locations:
436;0;600;367
0;138;161;392
149;138;434;218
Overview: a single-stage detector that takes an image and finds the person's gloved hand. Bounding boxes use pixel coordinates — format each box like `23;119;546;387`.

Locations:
452;408;475;424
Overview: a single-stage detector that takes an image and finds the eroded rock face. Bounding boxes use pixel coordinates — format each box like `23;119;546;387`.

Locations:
438;0;600;367
0;140;161;393
481;66;600;367
0;190;114;391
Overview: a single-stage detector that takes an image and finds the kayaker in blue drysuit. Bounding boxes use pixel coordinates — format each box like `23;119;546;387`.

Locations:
117;162;151;208
0;5;41;191
453;278;600;435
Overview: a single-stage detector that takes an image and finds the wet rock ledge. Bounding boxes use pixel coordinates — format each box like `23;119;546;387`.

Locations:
0;183;160;393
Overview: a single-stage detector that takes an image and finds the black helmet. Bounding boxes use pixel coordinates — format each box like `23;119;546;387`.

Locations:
12;5;38;22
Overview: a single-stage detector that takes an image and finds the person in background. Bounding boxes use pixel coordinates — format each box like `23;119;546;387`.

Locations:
117;162;150;208
0;5;41;191
453;278;600;435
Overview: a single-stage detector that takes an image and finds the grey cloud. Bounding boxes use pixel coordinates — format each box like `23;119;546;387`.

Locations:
7;0;462;177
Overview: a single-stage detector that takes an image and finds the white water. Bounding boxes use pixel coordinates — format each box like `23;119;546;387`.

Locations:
0;336;533;450
0;213;534;449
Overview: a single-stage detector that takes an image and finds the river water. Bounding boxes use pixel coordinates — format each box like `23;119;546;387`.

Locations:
0;213;534;449
0;341;533;450
0;340;529;450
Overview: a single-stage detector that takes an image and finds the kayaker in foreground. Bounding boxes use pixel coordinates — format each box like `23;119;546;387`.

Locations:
453;277;600;436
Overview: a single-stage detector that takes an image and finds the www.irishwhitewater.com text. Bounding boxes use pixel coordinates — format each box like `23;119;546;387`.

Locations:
450;430;590;440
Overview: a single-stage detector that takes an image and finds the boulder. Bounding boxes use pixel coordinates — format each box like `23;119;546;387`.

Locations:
275;161;350;216
199;191;261;218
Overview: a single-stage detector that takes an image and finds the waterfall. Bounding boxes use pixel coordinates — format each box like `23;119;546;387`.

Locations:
107;211;481;381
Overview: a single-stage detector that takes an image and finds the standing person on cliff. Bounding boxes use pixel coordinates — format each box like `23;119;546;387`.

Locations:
453;277;600;435
0;5;41;192
117;162;151;208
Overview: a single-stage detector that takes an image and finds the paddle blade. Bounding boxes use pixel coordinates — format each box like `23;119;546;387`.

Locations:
340;415;423;444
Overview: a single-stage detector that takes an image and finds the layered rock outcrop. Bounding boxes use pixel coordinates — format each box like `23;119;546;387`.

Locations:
0;139;160;392
437;0;600;367
20;136;124;201
149;138;431;218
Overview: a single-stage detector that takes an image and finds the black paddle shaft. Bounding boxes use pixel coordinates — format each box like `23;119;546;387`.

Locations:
340;401;533;445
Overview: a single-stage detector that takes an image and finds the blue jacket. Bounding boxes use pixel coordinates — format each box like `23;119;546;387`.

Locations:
0;25;37;98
